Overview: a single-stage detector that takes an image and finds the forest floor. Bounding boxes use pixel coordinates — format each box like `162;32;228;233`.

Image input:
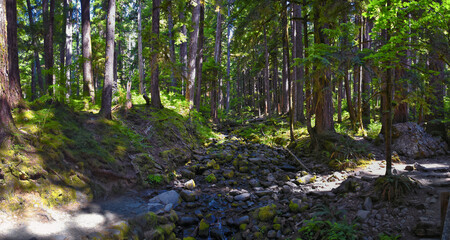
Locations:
0;101;448;240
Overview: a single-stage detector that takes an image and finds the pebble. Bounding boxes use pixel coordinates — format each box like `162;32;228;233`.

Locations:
179;216;199;226
234;193;251;201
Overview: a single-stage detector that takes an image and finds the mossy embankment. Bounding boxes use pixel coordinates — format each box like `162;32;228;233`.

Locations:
0;93;215;213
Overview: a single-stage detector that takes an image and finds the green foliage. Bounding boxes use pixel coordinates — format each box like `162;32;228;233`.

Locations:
205;173;217;183
374;175;419;202
297;218;359;240
367;122;382;139
146;174;163;185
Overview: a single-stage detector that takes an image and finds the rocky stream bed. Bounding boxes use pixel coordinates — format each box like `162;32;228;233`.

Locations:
0;133;448;240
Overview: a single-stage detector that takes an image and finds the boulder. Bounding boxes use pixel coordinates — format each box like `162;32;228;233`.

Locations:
391;122;448;158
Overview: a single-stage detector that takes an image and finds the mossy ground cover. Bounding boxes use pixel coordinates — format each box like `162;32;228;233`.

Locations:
0;91;215;214
227;114;373;171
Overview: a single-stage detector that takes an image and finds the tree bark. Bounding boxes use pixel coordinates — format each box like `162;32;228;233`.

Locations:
168;0;177;92
293;3;304;123
137;0;144;94
0;1;14;143
313;2;334;135
211;3;222;123
43;0;55;95
382;0;393;176
186;0;200;106
81;0;95;103
26;0;43;99
150;0;162;109
263;27;270;116
179;12;188;95
362;17;372;127
194;1;204;111
100;0;115;119
6;0;22;108
225;0;232;112
281;1;289;114
65;0;73;100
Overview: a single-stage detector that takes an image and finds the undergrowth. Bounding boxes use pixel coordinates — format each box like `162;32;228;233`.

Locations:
374;175;419;202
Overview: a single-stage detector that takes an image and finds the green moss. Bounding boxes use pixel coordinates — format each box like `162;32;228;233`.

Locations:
240;223;247;231
254;232;263;239
205;173;217;183
183;237;196;240
258;204;277;222
161;223;175;235
147;174;163;185
199;219;210;231
289;201;299;213
222;170;234;179
273;224;281;230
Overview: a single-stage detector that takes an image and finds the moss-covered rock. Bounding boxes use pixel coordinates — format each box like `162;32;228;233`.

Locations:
198;219;210;237
222;170;234;179
257;204;277;222
289;201;299;213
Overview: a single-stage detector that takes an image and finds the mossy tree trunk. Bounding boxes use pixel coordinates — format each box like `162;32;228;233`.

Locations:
0;0;15;144
100;0;116;119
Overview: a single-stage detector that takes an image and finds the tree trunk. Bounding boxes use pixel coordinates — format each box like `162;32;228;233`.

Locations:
65;0;73;100
186;0;200;106
43;0;55;96
281;1;289;114
272;47;279;114
381;1;393;176
313;3;334;135
81;0;95;103
263;27;270;116
342;14;356;129
337;78;342;123
150;0;162;109
26;0;43;99
225;0;232;112
100;0;115;119
194;1;204;111
179;12;188;95
168;0;177;92
137;0;144;94
59;0;67;101
362;17;372;127
6;0;22;108
211;3;222;123
293;3;304;123
0;1;14;143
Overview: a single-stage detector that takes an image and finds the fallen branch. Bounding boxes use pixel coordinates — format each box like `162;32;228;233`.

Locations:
278;147;311;173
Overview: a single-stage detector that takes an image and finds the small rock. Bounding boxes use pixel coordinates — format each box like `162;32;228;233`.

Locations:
150;190;180;206
184;179;196;189
164;203;173;212
249;179;261;187
179;216;199;226
180;190;197;202
363;197;373;211
181;169;195;179
267;230;276;238
235;193;251;201
282;185;291;194
148;202;164;212
236;215;249;225
356;210;370;222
